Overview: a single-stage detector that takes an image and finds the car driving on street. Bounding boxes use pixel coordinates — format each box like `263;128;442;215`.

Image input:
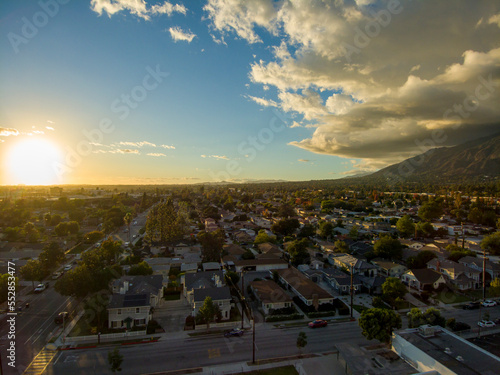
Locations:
224;328;244;337
308;319;328;328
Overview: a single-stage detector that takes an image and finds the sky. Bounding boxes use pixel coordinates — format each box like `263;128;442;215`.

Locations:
0;0;499;186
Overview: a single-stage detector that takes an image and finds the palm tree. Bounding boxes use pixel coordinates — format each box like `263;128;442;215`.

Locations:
124;212;132;243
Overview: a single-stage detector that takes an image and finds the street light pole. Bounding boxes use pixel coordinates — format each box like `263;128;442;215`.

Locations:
252;315;256;364
350;263;354;320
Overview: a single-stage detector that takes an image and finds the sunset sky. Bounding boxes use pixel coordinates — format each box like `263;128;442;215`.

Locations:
1;0;499;185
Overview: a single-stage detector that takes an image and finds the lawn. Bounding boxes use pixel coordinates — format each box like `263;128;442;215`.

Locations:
353;304;369;313
68;317;93;337
164;292;181;301
232;365;298;375
434;291;471;304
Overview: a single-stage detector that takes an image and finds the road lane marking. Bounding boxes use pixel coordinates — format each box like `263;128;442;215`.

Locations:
207;348;221;359
22;347;57;375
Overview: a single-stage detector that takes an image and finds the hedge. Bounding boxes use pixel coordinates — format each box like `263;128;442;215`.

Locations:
265;313;304;322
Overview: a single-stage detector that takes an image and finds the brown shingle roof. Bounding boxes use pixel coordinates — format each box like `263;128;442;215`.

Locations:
276;267;333;300
250;280;292;304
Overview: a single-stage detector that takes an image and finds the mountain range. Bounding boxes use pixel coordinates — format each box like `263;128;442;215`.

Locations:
367;132;500;183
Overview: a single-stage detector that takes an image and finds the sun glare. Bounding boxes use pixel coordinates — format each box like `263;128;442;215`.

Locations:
4;138;63;185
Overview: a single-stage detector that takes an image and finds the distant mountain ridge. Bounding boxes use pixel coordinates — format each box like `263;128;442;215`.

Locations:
369;132;500;183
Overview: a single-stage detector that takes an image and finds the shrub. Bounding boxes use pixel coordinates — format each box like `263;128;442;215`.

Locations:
265;313;304;322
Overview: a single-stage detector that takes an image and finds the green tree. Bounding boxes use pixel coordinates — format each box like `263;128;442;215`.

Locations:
396;215;415;238
481;232;500;255
108;347;123;373
20;259;44;289
319;221;333;239
254;230;276;244
196;296;220;330
407;307;445;328
287;238;310;266
416;221;436;238
298;223;316;238
406;250;437;269
348;225;360;240
334;240;348;253
50;214;62;226
278;204;295;218
128;261;153;276
296;331;308;355
145;199;183;244
489;278;500;297
84;230;105;244
381;277;407;306
373;236;403;260
467;207;483;224
39;242;66;272
358;308;402;343
198;229;225;262
124;212;132;242
271;218;300;236
54;222;69;237
67;221;80;235
225;271;240;286
407;308;426;328
418;199;443;222
23;222;39;242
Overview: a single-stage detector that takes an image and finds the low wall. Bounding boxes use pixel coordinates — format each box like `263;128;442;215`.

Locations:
64;330;147;344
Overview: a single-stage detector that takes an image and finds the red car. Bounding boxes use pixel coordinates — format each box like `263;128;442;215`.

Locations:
308;319;328;328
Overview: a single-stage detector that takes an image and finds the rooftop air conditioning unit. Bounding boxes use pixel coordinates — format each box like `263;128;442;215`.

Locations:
418;324;435;337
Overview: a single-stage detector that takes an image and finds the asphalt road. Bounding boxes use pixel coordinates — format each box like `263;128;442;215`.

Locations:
0;285;76;375
46;319;370;375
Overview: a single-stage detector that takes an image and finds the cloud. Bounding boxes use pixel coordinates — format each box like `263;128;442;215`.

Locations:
203;0;277;44
160;144;176;149
207;0;500;169
0;128;19;136
201;154;230;160
168;27;196;43
90;0;187;21
45;126;55;131
246;95;277;107
147;153;166;157
117;141;156;148
298;159;312;163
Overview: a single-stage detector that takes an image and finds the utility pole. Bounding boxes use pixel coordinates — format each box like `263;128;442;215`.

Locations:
350;263;354;320
483;247;487;301
241;270;245;329
252;315;256;364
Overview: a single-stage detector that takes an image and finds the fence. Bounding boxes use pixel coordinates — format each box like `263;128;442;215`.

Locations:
63;330;147;344
194;321;241;331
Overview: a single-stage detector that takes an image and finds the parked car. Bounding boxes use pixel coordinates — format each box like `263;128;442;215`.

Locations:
54;312;68;324
481;300;497;307
64;264;72;271
308;319;328;328
52;272;62;279
463;302;481;310
477;320;496;328
224;328;244;337
34;283;46;293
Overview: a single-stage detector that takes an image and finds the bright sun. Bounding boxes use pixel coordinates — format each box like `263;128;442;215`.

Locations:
5;138;63;185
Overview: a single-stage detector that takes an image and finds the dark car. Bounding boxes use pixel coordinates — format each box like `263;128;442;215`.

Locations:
224;328;244;337
55;312;68;324
308;319;328;328
494;318;500;325
463;302;480;310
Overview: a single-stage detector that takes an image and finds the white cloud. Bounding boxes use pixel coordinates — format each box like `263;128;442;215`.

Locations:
0;128;19;136
208;0;500;169
201;154;230;160
45;126;55;131
90;0;187;20
169;27;196;43
118;141;156;148
246;95;277;107
160;144;176;149
147;153;166;157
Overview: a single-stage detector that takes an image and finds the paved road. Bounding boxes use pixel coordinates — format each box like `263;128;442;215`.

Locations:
0;286;76;375
46;319;371;374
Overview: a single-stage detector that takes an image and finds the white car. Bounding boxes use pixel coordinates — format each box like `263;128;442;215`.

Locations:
34;283;46;293
481;300;497;307
64;264;72;271
477;320;496;328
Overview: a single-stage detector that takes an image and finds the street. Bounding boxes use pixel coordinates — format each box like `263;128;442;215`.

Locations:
45;319;370;375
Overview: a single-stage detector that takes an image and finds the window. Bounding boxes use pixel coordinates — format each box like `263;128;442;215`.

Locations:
117;309;121;315
136;308;140;314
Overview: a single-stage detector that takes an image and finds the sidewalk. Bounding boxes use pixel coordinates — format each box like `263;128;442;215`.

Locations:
154;352;343;375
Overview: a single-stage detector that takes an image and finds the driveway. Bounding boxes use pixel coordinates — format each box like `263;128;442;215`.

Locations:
154;293;192;334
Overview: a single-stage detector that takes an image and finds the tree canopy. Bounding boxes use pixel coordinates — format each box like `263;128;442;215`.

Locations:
358;308;402;343
396;215;415;238
373;236;403;260
481;232;500;255
196;296;221;330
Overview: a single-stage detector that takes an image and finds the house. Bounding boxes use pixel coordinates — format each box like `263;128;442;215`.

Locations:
349;241;374;257
193;286;232;320
233;258;288;273
322;268;362;294
330;254;378;277
183;270;225;304
401;269;446;292
358;275;387;295
250;280;293;314
202;262;221;271
427;258;480;290
257;242;281;256
108;275;164;329
372;260;407;278
458;256;500;282
275;267;334;307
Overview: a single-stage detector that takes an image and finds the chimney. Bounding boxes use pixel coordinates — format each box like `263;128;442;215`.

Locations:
436;260;441;272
